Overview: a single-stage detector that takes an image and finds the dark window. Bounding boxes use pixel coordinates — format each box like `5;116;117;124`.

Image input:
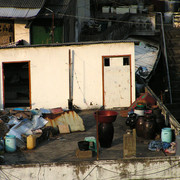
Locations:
104;58;110;66
123;57;129;65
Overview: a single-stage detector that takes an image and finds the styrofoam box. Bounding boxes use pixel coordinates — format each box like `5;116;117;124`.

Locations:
116;6;129;14
130;5;137;14
102;6;110;13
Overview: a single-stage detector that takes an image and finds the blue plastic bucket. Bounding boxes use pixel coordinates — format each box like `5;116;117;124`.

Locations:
5;135;16;153
161;128;172;143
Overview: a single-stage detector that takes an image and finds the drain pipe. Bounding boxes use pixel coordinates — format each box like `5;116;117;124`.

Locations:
157;12;172;104
68;49;73;110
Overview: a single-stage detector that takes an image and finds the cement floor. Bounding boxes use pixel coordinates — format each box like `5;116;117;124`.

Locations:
2;109;167;165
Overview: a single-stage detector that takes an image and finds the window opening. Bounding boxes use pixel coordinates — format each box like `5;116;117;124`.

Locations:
123;57;129;65
104;58;110;66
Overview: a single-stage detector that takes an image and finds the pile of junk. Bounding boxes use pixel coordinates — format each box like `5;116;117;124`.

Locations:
0;107;85;154
124;92;179;155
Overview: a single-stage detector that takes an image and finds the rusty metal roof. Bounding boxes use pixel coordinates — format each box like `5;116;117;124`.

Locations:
0;0;46;19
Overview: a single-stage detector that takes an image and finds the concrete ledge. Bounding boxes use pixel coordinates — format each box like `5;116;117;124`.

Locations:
1;156;180;179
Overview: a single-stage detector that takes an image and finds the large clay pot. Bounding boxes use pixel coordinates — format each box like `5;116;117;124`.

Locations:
126;113;137;129
136;116;145;137
143;114;156;139
98;122;114;148
94;110;118;148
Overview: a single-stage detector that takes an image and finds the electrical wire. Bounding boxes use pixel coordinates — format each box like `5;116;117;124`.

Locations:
0;169;10;180
0;169;21;180
81;161;180;180
83;165;98;180
0;11;171;47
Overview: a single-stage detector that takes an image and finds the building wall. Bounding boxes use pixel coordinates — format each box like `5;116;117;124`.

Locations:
0;42;135;110
14;20;30;45
1;157;180;179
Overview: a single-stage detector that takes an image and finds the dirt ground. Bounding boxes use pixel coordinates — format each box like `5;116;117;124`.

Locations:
2;109;167;165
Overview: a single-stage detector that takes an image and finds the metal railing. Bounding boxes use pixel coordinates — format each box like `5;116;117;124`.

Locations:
157;12;173;104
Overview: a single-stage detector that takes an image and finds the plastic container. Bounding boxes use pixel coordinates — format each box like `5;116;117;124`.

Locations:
84;136;97;152
27;135;36;150
161;128;172;143
78;141;89;151
5;135;16;153
134;107;145;116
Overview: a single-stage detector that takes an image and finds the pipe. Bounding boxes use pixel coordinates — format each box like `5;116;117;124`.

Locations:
51;12;55;43
45;7;55;43
157;12;172;104
68;49;73;109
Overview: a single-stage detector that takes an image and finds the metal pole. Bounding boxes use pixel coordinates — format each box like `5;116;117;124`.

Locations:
51;12;55;43
45;7;55;44
158;12;173;104
68;49;73;109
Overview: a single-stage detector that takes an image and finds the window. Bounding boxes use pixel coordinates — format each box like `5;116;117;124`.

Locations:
104;58;110;66
123;57;129;65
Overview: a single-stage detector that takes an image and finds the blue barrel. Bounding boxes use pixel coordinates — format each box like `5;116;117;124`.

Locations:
161;128;172;143
5;135;16;153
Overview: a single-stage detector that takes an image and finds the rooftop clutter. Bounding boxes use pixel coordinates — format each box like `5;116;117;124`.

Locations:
0;107;85;154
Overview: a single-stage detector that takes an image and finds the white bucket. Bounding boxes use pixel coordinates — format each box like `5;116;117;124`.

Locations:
134;109;144;116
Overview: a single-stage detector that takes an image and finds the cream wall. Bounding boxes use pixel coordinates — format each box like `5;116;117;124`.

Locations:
0;42;135;110
14;20;30;45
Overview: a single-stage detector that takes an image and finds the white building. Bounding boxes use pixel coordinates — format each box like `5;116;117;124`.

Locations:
0;41;136;110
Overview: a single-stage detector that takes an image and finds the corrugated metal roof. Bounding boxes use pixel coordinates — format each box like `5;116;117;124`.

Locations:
0;0;46;18
0;0;71;19
0;0;45;8
0;8;41;18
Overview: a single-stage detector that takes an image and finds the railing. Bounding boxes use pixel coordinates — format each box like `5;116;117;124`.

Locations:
146;86;180;135
157;12;173;104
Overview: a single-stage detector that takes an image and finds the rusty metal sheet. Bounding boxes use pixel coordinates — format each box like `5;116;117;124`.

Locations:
45;110;85;132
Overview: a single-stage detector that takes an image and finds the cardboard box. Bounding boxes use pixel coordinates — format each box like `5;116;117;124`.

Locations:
76;149;92;159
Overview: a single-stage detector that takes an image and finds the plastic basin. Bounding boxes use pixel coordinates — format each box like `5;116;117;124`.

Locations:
94;110;118;123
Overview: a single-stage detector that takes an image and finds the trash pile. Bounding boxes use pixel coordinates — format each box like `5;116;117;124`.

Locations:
0;107;85;154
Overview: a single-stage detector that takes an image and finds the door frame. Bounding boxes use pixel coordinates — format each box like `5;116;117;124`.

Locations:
102;55;132;108
2;61;31;109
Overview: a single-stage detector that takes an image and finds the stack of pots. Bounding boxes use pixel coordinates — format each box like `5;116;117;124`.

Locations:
126;102;145;130
135;102;157;140
134;102;146;138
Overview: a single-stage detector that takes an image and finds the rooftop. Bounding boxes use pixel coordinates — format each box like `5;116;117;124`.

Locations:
2;109;169;166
